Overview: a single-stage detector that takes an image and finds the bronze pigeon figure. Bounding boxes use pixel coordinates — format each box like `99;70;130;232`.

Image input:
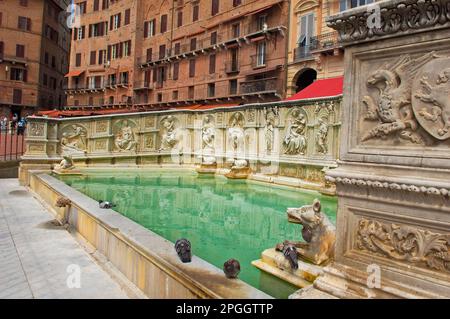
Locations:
175;238;192;263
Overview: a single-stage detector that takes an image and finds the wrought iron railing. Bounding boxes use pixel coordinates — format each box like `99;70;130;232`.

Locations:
0;125;26;161
240;78;279;94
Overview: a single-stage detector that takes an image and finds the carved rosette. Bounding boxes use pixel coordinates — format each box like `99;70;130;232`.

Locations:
356;218;450;273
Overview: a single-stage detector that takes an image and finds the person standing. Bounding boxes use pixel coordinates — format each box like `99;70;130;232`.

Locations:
17;118;26;135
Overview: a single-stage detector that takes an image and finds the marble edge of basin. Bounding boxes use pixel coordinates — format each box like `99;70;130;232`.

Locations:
33;172;273;299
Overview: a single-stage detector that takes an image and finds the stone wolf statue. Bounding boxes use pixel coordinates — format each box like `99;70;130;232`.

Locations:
277;199;336;265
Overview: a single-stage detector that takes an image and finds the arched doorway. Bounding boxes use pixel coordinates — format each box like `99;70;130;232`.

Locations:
294;68;317;92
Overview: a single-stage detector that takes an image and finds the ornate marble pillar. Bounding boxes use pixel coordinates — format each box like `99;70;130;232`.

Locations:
313;0;450;298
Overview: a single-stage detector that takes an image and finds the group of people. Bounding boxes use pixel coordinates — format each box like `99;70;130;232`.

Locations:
0;114;27;135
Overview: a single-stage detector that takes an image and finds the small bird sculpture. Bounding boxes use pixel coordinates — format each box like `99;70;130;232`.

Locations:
175;238;192;263
223;259;241;279
98;200;116;209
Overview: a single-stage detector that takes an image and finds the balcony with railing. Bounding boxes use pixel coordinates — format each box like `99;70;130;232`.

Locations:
105;79;129;90
133;81;154;91
240;77;280;96
138;20;286;68
294;31;342;62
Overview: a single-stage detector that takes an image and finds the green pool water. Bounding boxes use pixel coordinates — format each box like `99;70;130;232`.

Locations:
57;171;337;298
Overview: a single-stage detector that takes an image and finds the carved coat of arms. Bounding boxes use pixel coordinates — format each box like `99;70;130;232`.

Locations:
361;52;450;144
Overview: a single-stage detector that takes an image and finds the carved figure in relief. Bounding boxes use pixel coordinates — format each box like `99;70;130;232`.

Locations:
414;67;450;139
264;106;278;153
277;199;335;265
361;52;437;143
56;155;74;171
202;116;215;151
228;113;245;152
115;120;137;151
61;125;87;152
159;115;178;151
316;117;329;154
283;110;307;155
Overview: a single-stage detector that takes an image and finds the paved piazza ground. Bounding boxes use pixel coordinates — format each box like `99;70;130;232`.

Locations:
0;179;129;299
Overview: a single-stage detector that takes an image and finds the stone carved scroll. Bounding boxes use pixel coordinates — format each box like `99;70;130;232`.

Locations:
357;218;450;273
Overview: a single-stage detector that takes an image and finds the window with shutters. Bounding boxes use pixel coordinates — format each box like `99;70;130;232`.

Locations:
16;45;25;58
210;32;217;45
0;42;4;59
75;53;81;66
159;44;166;59
188;86;194;99
207;83;215;97
256;41;266;67
124;9;131;25
177;10;183;28
112;13;121;30
19;0;28;7
90;51;96;65
229;79;238;95
13;89;22;105
10;68;27;82
172;91;178;100
190;38;197;51
232;23;240;38
173;62;179;80
94;0;100;11
146;48;153;62
211;0;219;16
340;0;374;11
160;15;168;33
209;54;216;74
174;43;181;55
189;59;196;78
233;0;242;7
192;5;199;22
297;12;315;55
18;16;31;31
77;26;85;40
99;50;106;64
144;19;156;38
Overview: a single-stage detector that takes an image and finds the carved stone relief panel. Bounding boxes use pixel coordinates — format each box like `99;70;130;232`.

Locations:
60;124;88;153
358;51;450;150
283;108;308;156
143;134;156;151
144;116;156;130
95;120;109;135
112;119;138;152
94;139;108;152
28;122;45;138
356;218;450;274
159;115;180;151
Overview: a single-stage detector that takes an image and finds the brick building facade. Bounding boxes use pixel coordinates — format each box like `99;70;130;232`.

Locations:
65;0;289;110
0;0;70;118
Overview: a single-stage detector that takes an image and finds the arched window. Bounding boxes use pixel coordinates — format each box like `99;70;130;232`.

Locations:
295;68;317;92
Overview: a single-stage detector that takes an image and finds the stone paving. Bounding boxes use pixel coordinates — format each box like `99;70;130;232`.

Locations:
0;179;128;299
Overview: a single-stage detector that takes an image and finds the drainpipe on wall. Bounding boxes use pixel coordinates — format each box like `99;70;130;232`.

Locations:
284;0;292;99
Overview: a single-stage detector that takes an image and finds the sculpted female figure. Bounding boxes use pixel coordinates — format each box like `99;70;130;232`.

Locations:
284;111;307;155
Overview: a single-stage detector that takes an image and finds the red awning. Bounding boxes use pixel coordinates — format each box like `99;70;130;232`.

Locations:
65;70;84;78
286;76;343;101
244;1;283;17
